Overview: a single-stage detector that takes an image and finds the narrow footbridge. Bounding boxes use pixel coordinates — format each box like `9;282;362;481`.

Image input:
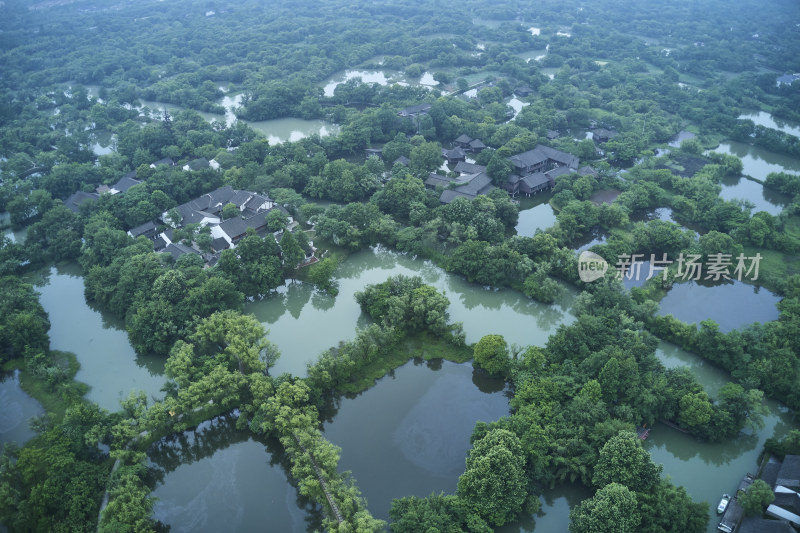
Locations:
292;433;344;523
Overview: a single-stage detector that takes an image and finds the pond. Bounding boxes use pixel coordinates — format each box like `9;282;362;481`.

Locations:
655;340;727;396
91;130;115;156
149;413;313;533
2;224;28;244
646;396;795;533
322;70;397;97
516;48;548;63
138;96;338;145
540;68;558;80
0;369;44;452
657;279;781;333
323;360;510;520
739;111;800;138
573;228;608;252
719;175;791;216
711;141;800;180
668;130;696;147
630;206;704;236
507;96;529;120
245;247;576;377
34;263;166;412
515;202;556;236
589;189;621;205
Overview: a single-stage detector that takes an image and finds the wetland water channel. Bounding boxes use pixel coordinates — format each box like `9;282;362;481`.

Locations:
12;246;794;532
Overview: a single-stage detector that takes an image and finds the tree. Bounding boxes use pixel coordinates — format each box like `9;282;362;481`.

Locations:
389;493;488;533
457;429;527;526
280;231;305;275
678;392;713;428
486;153;513;186
592;431;662;492
409;141;442;177
739;479;775;517
473;334;509;376
569;483;641;533
266;209;288;232
636;480;709;533
307;257;339;295
221;202;240;220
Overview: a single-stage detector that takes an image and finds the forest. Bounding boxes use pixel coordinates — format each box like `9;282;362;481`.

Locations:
1;0;800;531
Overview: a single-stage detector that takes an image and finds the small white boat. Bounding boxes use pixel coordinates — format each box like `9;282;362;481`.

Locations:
717;493;730;515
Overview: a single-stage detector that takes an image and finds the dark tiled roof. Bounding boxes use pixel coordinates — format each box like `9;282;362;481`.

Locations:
64;191;99;213
151;157;175;167
442;147;466;160
244;194;270;213
112;176;142;193
546;166;574;179
578;166;599;177
454;134;472;144
762;461;782;488
774;490;800;515
522;173;550;189
438;172;495;202
398;103;431;116
153;235;168;250
508;145;580;172
468;139;486;150
739;518;794;533
219;213;268;241
454;161;486;175
229;190;252;208
778;456;800;489
128;221;157;238
439;189;474;204
164;242;199;261
176;204;218;225
425;173;451;188
211;237;230;252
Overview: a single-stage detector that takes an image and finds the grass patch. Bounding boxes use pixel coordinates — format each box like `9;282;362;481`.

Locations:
4;351;89;422
743;245;800;292
338;332;473;394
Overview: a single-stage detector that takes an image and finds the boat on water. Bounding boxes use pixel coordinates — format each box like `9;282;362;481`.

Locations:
717;493;730;515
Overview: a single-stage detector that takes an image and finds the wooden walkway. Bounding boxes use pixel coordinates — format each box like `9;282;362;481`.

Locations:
293;433;344;523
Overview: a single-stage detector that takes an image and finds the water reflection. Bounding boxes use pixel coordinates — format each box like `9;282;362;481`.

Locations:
148;413;317;532
498;483;592;533
646;398;796;533
323;360;509;519
138;97;337;145
711;141;800;179
658;280;781;332
246;248;575;376
655;341;727;396
719;175;790;216
34;263;166;411
738;111;800;138
0;369;44;452
515;203;556;236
